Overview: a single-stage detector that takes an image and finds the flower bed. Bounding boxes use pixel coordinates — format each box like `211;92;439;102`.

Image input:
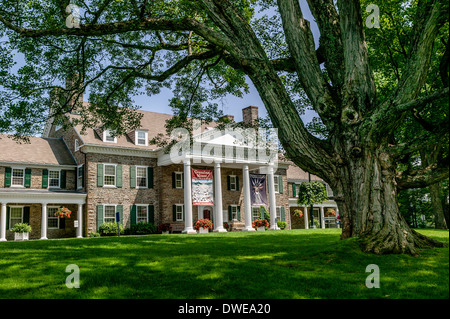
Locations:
252;219;269;230
194;219;213;232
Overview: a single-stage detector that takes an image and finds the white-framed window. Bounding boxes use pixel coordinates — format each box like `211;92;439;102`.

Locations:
48;170;60;188
103;130;117;143
274;175;280;193
136;205;148;223
104;205;117;223
12;168;25;186
9;206;23;229
47;207;60;229
135;130;148;146
77;165;84;189
229;175;237;191
175;172;183;189
230;205;238;220
276;206;282;221
104;164;116;186
136;166;148;188
175;204;184;222
74;139;80;152
252;206;260;221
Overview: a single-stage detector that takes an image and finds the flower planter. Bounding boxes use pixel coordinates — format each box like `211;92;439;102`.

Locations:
198;227;209;234
162;231;170;235
257;226;265;231
14;232;29;241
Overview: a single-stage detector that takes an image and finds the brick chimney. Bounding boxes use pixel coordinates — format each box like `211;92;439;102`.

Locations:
65;73;84;108
242;106;259;126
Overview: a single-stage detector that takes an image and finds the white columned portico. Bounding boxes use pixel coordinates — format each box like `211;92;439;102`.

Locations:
77;204;83;238
213;162;227;232
242;164;255;231
267;164;278;230
320;206;325;229
182;158;196;234
304;206;309;229
0;203;7;241
41;202;48;240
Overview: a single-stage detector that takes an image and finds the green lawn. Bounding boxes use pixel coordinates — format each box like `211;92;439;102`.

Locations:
0;229;448;299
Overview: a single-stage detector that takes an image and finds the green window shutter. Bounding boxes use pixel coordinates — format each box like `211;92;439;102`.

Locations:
6;207;10;229
172;172;176;188
149;205;155;224
148;167;154;188
130;166;136;189
172;205;177;221
5;167;12;187
23;207;30;224
24;168;31;188
60;170;67;189
278;176;283;194
228;206;232;221
97;164;104;187
236;176;240;191
96;205;104;231
260;206;265;219
117;205;123;225
227;176;231;191
130;205;137;226
182;205;185;221
292;184;296;198
42;169;49;188
237;206;241;221
281;206;285;222
181;173;184;189
116;165;123;188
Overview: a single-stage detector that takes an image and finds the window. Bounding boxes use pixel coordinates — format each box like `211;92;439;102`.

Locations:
9;207;23;229
276;207;282;221
47;207;60;229
229;175;237;191
77;165;84;189
136;130;148;146
104;130;117;143
274;175;280;193
12;169;25;186
252;207;260;221
137;205;148;223
48;170;60;188
230;205;238;220
175;172;183;189
104;164;116;186
136;166;147;188
74;139;80;152
175;205;184;222
104;205;116;223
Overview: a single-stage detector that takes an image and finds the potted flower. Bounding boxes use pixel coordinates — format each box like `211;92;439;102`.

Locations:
326;208;336;217
194;219;213;233
252;219;269;231
54;207;72;219
158;223;172;234
11;223;32;241
292;209;304;219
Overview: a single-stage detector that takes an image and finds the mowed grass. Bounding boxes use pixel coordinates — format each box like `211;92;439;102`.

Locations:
0;229;448;299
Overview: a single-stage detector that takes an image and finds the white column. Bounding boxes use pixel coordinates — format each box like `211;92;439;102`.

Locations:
182;159;196;234
41;202;48;240
242;164;255;231
77;204;83;238
304;206;309;229
267;164;278;230
0;203;7;241
213;162;226;232
320;206;325;229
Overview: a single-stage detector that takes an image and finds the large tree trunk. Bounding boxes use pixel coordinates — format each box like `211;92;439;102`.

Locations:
429;182;448;229
333;146;445;255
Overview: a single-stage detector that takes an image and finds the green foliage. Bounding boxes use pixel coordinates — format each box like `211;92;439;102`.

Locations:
277;220;287;230
10;223;31;233
297;182;328;207
398;188;434;228
88;232;101;238
125;222;157;235
99;222;124;236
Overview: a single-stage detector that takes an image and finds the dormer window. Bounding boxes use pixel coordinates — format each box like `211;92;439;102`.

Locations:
103;130;117;143
135;130;148;146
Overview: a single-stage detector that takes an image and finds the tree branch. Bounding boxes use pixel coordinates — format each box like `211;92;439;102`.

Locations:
397;164;449;190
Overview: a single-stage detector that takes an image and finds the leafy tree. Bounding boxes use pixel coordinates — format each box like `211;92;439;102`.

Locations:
0;0;448;254
297;181;328;228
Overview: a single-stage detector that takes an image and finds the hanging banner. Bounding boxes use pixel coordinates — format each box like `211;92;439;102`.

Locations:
192;169;214;206
250;173;268;206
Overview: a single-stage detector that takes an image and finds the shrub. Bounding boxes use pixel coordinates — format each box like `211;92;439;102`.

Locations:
11;223;31;233
194;219;213;230
158;223;172;233
277;221;287;230
99;222;124;236
223;222;230;231
88;232;100;238
125;222;157;235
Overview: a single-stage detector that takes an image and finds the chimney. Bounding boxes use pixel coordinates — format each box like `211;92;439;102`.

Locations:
65;73;84;109
220;114;235;123
242;106;259;126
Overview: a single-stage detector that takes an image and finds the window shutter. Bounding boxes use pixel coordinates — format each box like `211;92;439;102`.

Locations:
116;165;123;188
182;205;185;221
96;205;104;231
42;169;49;188
5;167;11;187
228;206;232;221
278;176;283;194
117;205;123;225
172;172;176;188
6;207;10;229
149;205;155;224
260;206;265;219
292;184;296;198
173;205;177;222
148;167;154;188
130;166;136;189
23;207;30;224
237;206;241;221
24;168;31;188
236;176;240;191
181;173;184;189
60;170;67;189
227;176;231;191
97;164;104;187
281;206;285;222
130;205;137;226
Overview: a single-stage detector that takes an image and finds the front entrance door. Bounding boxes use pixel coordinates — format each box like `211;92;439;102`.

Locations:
203;208;212;220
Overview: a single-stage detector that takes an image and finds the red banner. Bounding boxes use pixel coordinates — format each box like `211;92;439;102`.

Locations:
192;169;214;206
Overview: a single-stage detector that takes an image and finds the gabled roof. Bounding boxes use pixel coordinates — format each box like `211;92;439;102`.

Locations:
0;135;76;166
